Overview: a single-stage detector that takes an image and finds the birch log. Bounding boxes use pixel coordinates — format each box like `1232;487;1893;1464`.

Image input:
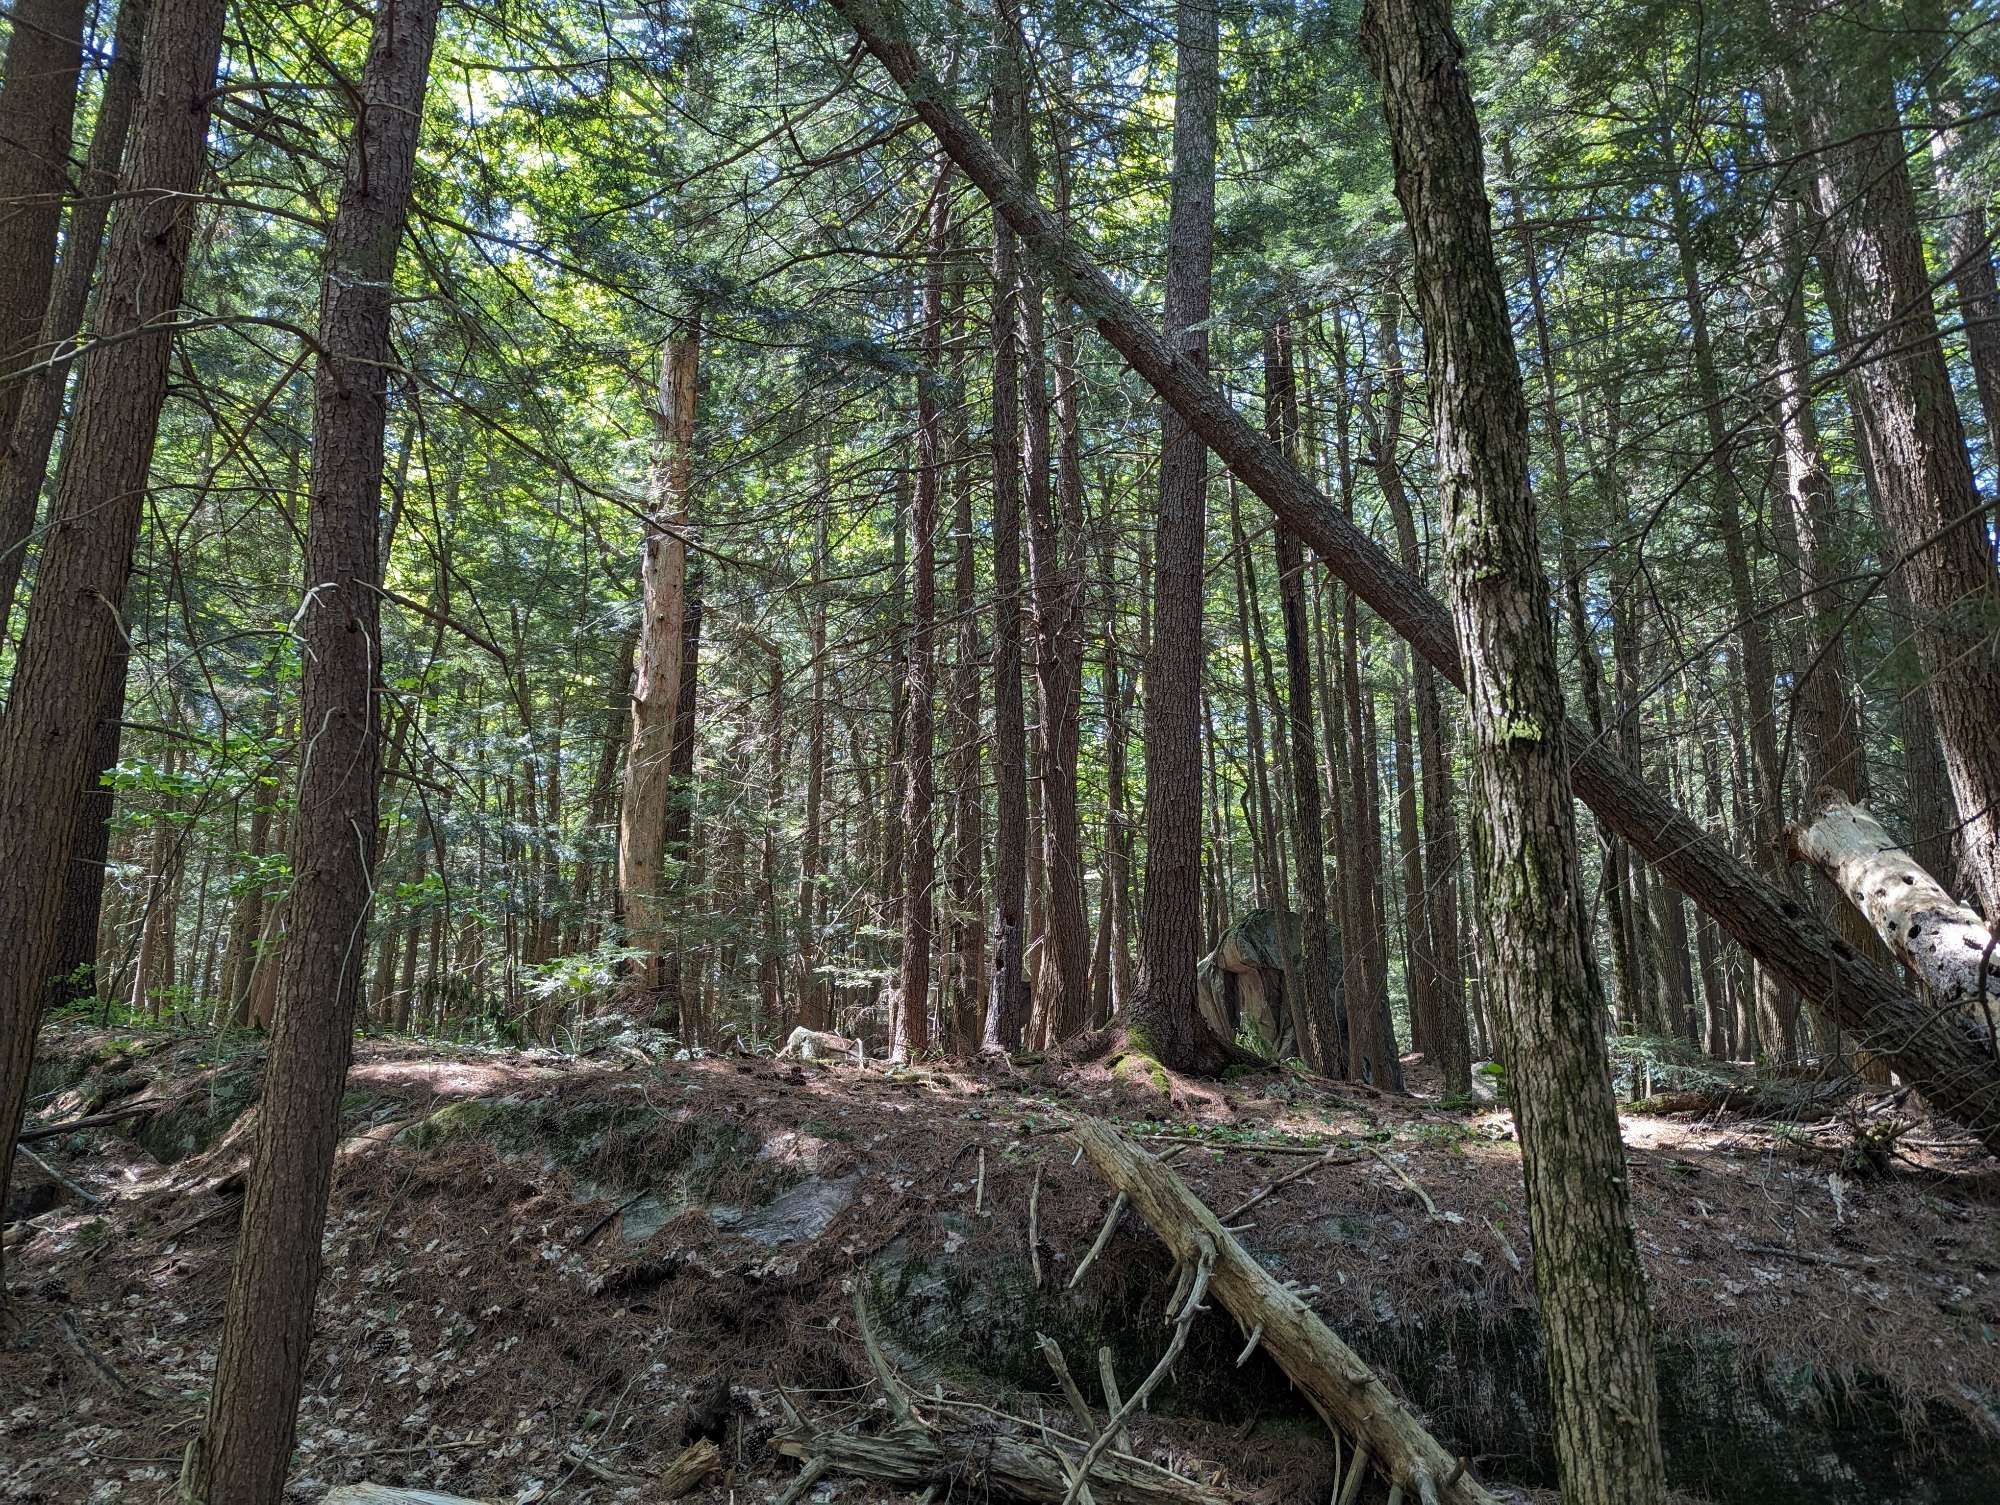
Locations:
1788;796;1999;1025
1071;1119;1493;1505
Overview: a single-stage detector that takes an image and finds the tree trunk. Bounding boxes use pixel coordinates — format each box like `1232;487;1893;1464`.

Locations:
184;0;439;1495
1927;87;2000;444
1775;3;2000;919
1265;320;1341;1075
982;0;1030;1053
946;277;986;1052
894;168;948;1063
0;0;226;1310
1130;0;1230;1073
1361;0;1667;1497
0;0;149;642
829;0;2000;1147
0;0;89;454
618;322;700;1008
1370;292;1468;1093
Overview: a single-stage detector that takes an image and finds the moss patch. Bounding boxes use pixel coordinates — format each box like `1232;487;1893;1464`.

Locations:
135;1067;261;1161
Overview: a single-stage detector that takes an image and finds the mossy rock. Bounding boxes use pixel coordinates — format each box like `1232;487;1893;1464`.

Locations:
1108;1051;1170;1096
25;1047;93;1102
135;1067;261;1161
393;1094;766;1205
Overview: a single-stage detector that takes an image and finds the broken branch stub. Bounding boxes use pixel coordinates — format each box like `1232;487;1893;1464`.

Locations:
1070;1118;1497;1505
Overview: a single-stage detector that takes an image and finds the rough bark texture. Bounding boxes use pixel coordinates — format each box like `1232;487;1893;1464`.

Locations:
1265;320;1340;1076
1370;294;1467;1093
0;0;226;1309
825;0;2000;1150
1361;1;1667;1495
0;0;150;641
619;325;700;1005
1788;796;2000;1021
183;0;439;1495
894;169;948;1063
1927;90;2000;445
981;0;1029;1052
1072;1119;1498;1504
1774;0;2000;920
1130;0;1230;1074
0;0;89;454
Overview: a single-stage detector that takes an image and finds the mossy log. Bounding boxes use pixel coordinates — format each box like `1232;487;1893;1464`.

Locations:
1070;1119;1493;1505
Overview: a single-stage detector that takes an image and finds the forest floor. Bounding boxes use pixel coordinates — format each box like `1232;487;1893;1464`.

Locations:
4;1021;1999;1505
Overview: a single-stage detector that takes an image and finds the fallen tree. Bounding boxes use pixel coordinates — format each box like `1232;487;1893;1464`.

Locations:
1788;795;2000;1029
1071;1119;1492;1505
818;0;2000;1152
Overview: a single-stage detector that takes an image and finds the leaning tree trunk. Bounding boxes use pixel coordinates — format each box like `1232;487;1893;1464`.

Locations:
1361;0;1667;1496
618;322;700;1014
0;0;226;1311
182;0;441;1496
823;0;2000;1149
1788;796;2000;1022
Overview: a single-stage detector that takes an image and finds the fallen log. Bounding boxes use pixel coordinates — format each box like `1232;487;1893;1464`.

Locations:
1788;795;2000;1026
1071;1119;1496;1505
773;1415;1241;1505
324;1488;487;1504
820;0;2000;1154
16;1099;160;1142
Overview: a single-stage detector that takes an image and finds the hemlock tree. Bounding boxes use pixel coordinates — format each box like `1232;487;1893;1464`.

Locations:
182;0;442;1494
1361;0;1667;1497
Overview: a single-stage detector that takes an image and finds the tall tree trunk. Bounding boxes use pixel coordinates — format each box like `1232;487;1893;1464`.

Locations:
184;0;438;1494
1927;86;2000;443
982;0;1030;1052
1361;0;1667;1496
0;0;225;1310
0;0;89;454
894;168;949;1063
1265;319;1342;1075
946;280;986;1052
1775;4;2000;918
1126;0;1226;1072
1663;156;1799;1049
1370;293;1467;1093
663;560;703;1019
1024;163;1090;1045
0;0;149;642
618;322;700;1012
799;477;828;1030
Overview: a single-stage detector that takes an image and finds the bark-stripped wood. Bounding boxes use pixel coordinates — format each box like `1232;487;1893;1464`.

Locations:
1071;1119;1495;1505
1788;796;2000;1021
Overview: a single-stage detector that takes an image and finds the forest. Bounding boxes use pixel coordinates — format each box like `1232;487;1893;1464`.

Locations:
2;0;1999;1499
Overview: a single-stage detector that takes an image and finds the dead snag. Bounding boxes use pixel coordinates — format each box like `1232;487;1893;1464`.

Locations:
1070;1119;1497;1505
1788;794;2000;1036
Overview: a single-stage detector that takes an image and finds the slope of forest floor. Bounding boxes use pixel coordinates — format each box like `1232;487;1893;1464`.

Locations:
5;1021;1999;1505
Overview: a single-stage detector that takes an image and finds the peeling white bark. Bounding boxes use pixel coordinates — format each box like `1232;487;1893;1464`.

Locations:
1789;796;2000;1026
